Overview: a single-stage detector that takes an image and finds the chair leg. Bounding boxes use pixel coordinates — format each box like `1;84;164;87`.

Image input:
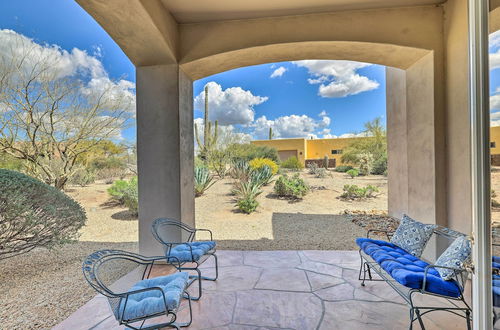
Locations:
185;268;203;301
415;309;425;329
199;253;218;281
466;310;472;330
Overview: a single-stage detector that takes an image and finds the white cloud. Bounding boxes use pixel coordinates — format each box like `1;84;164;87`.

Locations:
0;29;136;113
252;112;331;139
193;82;268;125
194;118;251;150
270;66;287;78
490;30;500;50
293;60;379;98
490;49;500;70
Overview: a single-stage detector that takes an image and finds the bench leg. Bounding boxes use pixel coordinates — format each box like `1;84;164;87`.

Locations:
415;308;425;329
466;310;471;330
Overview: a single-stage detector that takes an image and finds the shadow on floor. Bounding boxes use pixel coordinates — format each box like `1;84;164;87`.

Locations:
213;212;366;251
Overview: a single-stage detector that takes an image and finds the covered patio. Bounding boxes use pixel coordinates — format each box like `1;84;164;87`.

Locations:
57;250;469;329
70;0;496;328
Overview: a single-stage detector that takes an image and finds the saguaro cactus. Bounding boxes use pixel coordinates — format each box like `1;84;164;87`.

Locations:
195;86;218;159
269;127;274;140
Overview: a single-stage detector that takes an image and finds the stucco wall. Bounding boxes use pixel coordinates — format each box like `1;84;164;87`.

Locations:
251;139;307;164
306;138;369;165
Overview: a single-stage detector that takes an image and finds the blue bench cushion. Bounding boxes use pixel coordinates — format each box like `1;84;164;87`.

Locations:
356;238;462;298
493;257;500;307
167;241;216;262
116;272;189;321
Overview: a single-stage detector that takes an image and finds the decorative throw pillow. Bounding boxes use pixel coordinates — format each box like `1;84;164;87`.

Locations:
390;214;436;257
435;236;472;280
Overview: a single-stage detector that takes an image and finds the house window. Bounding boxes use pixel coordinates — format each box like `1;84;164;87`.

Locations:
331;149;342;155
492;142;497;148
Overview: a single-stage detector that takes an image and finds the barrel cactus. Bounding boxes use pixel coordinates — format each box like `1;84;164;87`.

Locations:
0;169;86;260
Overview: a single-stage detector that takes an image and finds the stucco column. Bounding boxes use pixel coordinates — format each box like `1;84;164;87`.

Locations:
136;64;194;256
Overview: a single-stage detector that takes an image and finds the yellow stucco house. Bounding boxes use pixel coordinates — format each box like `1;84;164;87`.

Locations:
253;126;500;167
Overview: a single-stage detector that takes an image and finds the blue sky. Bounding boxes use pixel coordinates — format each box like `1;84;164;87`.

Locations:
1;0;499;142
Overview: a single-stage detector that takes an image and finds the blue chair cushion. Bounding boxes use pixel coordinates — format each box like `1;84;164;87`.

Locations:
167;241;216;262
493;258;500;307
390;214;436;258
356;238;462;298
116;272;189;321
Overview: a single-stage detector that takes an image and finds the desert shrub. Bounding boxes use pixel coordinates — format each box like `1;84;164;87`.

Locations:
230;160;252;181
493;190;500;207
232;180;262;214
335;165;353;173
307;162;319;175
237;198;259;214
208;149;230;178
69;168;97;187
340;184;379;200
316;168;327;178
89;156;126;171
249;158;279;175
97;167;129;183
194;167;215;197
281;156;304;171
274;174;309;199
108;177;138;214
226;143;279;163
250;165;274;186
346;169;359;178
0;152;24;171
358;152;374;176
0;169;86;260
372;154;387;175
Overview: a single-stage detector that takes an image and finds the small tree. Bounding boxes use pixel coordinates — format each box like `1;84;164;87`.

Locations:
0;32;133;189
0;169;86;260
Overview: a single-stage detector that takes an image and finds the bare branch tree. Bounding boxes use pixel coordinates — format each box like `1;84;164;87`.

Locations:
0;32;134;189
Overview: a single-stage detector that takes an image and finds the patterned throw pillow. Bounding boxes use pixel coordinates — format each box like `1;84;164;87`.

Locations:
435;236;472;280
390;214;436;257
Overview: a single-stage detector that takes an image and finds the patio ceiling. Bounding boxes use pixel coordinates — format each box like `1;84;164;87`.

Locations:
161;0;445;23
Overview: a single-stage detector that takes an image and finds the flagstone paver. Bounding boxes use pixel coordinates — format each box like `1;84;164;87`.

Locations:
56;249;471;330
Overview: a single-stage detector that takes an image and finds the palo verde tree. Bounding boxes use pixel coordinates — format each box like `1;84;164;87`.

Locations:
0;30;134;189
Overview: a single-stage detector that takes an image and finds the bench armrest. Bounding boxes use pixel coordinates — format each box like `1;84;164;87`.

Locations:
367;229;393;241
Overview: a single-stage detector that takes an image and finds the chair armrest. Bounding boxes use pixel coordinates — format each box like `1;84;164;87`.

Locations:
194;228;213;241
422;264;467;295
118;286;169;321
367;229;393;241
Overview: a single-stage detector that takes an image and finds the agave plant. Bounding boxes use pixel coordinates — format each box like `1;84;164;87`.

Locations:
250;165;274;187
194;166;215;197
230;160;252;181
232;180;263;200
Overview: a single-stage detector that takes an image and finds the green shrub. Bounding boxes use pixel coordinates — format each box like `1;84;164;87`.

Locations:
372;155;387;175
0;152;24;171
194;167;215;197
89;156;126;171
335;165;353;173
207;149;229;178
249;158;279;175
340;184;378;199
0;169;86;260
237;197;259;214
307;162;319;175
108;177;138;214
226;143;279;163
358;152;374;176
274;174;309;199
69;168;96;187
346;169;359;178
281;156;304;170
493;190;500;207
232;180;262;214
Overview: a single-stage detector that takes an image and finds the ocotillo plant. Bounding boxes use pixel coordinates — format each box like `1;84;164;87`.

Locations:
195;86;219;159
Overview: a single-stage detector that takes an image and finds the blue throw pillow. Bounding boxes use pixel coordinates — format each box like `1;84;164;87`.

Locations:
390;214;436;257
435;236;472;280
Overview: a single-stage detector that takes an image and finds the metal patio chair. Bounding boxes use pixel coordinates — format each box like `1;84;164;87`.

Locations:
82;249;192;330
152;218;218;300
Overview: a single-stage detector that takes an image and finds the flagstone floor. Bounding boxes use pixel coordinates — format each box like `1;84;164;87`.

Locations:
56;250;471;330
